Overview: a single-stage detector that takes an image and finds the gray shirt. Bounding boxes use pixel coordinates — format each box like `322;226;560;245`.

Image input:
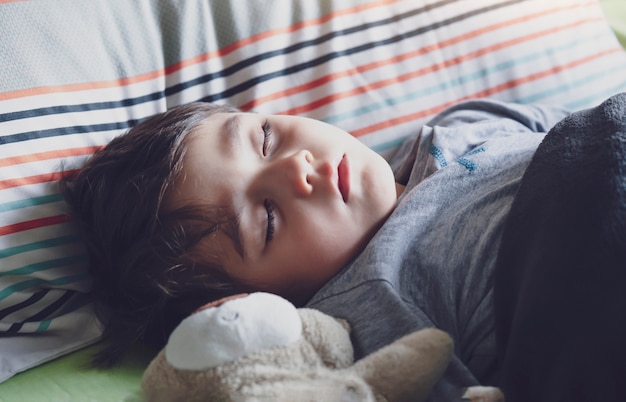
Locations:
306;99;570;400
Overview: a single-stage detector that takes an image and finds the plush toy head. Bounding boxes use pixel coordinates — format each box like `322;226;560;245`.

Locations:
141;292;455;402
165;292;302;371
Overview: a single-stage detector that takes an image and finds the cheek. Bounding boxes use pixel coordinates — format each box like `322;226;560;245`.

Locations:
362;156;398;211
287;241;349;292
291;219;362;270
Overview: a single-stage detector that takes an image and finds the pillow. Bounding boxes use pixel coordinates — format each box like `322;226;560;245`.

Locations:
1;0;625;382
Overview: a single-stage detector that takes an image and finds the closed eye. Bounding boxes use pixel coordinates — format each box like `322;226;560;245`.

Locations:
262;119;273;156
264;199;276;244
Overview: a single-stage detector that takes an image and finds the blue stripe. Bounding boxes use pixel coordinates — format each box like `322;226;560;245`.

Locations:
0;274;90;301
564;80;626;111
0;235;81;259
371;135;412;154
0;193;63;213
37;320;51;332
517;59;626;105
0;255;87;278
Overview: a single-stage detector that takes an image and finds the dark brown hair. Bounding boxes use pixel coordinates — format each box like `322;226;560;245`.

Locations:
60;102;244;366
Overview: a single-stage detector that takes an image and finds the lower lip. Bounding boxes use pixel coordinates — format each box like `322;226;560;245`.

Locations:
338;154;350;203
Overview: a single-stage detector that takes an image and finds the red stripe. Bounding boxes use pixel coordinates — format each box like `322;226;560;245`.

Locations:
0;146;99;168
277;15;602;116
0;215;71;237
351;47;621;137
0;170;78;191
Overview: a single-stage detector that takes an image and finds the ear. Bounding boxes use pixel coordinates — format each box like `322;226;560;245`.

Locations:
193;293;249;314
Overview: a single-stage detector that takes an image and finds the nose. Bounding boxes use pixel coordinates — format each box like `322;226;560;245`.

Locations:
280;150;314;197
257;150;333;198
256;149;321;198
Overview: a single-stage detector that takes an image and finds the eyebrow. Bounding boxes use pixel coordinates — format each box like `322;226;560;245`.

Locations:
231;213;245;258
223;114;247;258
225;114;242;153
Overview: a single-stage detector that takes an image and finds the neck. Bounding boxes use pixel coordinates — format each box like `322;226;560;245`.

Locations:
395;182;405;198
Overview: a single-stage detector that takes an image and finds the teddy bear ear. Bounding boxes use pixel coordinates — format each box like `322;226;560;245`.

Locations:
193;293;249;314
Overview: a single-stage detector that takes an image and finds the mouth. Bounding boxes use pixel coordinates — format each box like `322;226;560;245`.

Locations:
337;154;350;203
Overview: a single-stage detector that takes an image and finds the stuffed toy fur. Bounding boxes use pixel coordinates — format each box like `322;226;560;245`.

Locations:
141;292;498;402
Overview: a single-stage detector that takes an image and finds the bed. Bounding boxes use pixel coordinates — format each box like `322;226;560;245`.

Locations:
1;0;626;400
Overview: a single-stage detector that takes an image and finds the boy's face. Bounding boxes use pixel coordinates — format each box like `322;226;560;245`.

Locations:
169;112;398;304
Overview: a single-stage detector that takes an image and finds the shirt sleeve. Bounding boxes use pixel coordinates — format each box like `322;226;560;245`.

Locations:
390;99;570;184
425;99;571;133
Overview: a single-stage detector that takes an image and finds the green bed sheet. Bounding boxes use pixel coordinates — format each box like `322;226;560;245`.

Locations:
0;343;154;402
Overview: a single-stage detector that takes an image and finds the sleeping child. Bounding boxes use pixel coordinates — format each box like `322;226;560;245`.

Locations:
60;93;626;401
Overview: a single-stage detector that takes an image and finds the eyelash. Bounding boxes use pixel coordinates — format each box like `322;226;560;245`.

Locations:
264;199;276;243
262;120;273;156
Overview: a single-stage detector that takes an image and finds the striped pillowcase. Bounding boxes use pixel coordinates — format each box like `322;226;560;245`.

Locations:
1;0;625;381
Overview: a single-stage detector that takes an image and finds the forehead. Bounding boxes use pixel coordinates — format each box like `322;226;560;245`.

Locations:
162;113;236;211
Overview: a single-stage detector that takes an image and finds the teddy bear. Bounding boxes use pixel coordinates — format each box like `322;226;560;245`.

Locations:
141;292;500;402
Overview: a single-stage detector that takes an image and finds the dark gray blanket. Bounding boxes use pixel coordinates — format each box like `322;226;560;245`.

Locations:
494;92;626;402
